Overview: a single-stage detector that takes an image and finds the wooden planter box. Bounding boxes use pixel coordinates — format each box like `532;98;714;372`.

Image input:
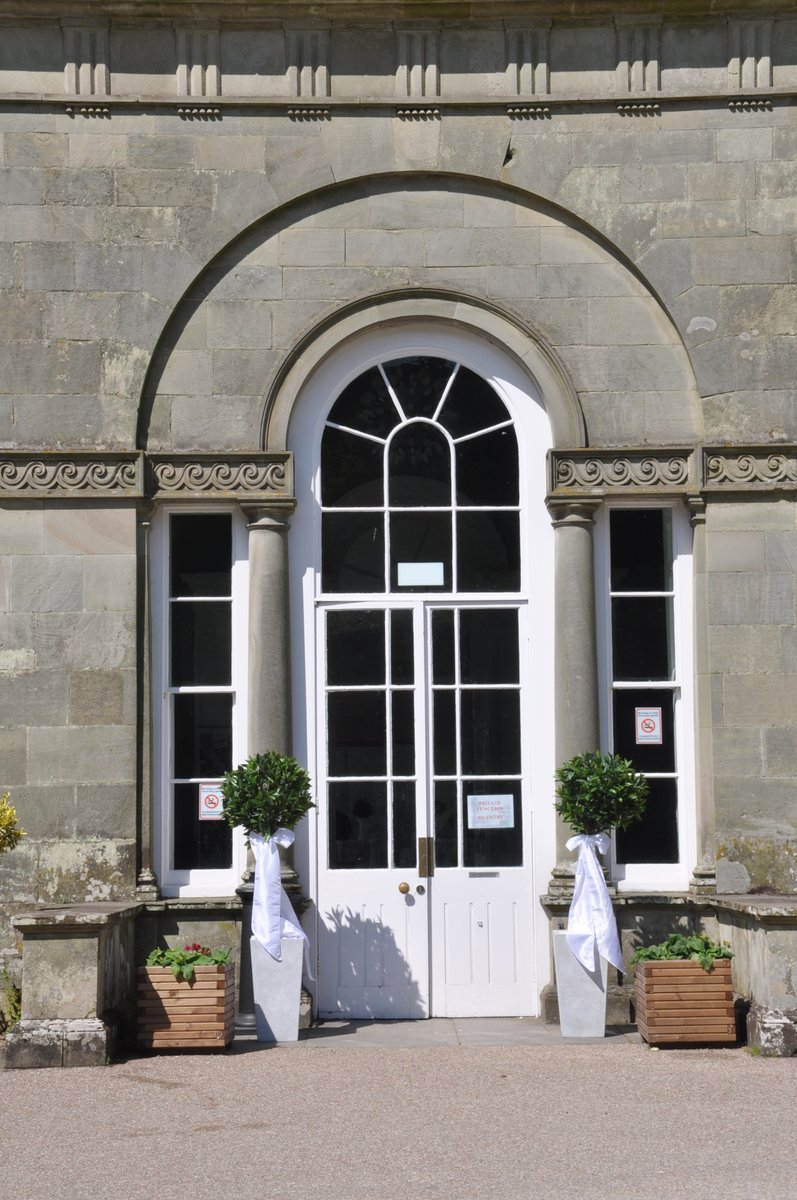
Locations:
635;959;735;1047
138;964;235;1050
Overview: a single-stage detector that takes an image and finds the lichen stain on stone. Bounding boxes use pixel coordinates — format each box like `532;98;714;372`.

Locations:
26;841;137;906
716;836;797;894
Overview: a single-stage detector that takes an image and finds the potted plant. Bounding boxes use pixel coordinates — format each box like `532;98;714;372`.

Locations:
137;944;235;1050
221;751;314;1043
631;932;735;1047
552;751;648;1037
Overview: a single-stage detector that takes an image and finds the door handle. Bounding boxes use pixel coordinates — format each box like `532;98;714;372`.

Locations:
418;837;434;878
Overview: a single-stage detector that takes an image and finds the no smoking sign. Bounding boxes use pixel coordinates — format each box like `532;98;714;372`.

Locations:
635;707;663;745
198;783;224;821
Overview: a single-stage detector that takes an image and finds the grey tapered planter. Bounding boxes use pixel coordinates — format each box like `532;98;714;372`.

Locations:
553;930;608;1038
250;935;304;1043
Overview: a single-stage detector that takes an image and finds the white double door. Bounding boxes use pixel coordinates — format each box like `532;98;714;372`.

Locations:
315;599;536;1018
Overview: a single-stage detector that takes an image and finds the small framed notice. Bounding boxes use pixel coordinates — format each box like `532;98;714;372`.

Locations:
397;561;445;587
466;794;515;830
635;707;663;745
198;783;224;821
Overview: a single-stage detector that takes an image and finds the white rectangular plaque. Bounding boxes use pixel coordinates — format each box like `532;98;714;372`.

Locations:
466;794;514;829
397;561;445;587
198;783;224;821
635;707;663;745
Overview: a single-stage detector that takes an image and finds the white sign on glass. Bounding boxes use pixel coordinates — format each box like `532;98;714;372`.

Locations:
397;562;445;587
198;783;224;821
635;707;663;745
467;794;514;829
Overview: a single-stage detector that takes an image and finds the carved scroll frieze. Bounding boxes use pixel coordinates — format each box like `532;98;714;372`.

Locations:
615;17;661;96
396;29;440;100
505;24;550;97
149;454;292;500
728;18;773;91
704;447;797;490
176;27;221;98
0;453;142;497
62;23;109;97
287;28;330;99
550;450;692;495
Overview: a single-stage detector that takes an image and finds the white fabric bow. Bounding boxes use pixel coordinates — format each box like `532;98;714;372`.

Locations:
250;829;308;962
565;833;624;973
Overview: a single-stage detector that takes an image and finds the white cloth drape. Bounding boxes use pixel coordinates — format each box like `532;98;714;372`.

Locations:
565;833;624;973
250;829;308;962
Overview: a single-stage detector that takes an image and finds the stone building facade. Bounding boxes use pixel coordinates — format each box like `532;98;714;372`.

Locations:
1;1;797;1050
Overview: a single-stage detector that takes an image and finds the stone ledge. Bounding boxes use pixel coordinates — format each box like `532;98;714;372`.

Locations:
4;1017;112;1070
12;902;142;932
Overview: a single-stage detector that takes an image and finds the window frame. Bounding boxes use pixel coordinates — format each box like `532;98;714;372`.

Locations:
596;500;697;892
151;503;249;897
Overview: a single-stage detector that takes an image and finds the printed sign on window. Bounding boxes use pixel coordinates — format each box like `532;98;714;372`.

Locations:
198;783;224;821
635;707;663;745
466;794;515;830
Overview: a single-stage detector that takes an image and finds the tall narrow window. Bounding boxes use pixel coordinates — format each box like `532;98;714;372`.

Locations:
601;505;695;888
153;508;247;896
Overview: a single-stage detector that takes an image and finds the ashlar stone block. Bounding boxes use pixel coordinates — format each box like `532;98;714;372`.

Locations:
27;725;135;786
708;572;794;627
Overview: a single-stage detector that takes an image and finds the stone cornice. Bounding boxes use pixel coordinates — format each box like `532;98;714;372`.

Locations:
0;451;292;501
550;445;797;498
704;446;797;492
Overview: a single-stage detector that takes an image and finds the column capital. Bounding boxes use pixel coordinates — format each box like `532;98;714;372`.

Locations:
546;497;602;528
241;502;294;532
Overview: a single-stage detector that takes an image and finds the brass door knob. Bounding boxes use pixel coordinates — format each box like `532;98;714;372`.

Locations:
398;882;410;894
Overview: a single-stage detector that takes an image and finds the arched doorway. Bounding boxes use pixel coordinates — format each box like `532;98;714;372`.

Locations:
289;322;555;1018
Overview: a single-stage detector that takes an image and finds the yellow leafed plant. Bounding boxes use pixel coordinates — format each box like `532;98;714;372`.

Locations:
0;792;25;856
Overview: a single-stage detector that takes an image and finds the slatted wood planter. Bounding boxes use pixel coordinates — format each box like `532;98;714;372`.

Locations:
138;964;235;1050
635;959;735;1047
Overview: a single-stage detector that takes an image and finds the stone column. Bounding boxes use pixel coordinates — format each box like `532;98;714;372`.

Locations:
244;505;294;758
546;499;601;894
686;493;717;895
135;503;158;900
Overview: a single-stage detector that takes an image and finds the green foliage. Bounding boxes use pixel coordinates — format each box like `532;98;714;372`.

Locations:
146;943;231;983
554;751;648;836
630;932;734;973
0;969;22;1033
221;751;314;841
0;792;25;857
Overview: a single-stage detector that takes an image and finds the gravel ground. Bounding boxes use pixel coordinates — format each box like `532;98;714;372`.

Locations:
1;1037;795;1200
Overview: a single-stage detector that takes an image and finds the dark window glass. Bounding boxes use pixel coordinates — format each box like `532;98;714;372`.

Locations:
460;609;519;685
616;777;678;864
321;427;384;508
438;369;510;438
457;512;520;592
388;423;451;507
390;512;452;590
610;509;672;593
173;694;232;779
391;691;415;776
322;512;384;593
433;691;457;775
392;782;416;869
383;356;455;419
460;690;521;776
173;783;232;870
170;514;231;597
613;688;676;774
432;609;455;684
170;601;231;687
455;427;518;507
329;781;387;869
327;691;386;777
612;597;673;681
390;610;414;684
326;610;385;686
434;780;458;867
462;780;522;868
327;367;401;439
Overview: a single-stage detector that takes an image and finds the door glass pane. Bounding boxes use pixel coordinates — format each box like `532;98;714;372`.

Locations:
388;423;452;507
438;369;510;438
322;512;385;593
328;366;400;439
431;609;455;684
171;601;231;686
170;514;231;597
462;780;522;867
434;780;458;868
616;777;678;864
391;691;415;776
327;610;385;686
460;690;521;776
433;691;457;775
610;509;672;593
329;782;387;869
457;511;520;592
390;512;452;591
612;597;673;681
383;356;455;419
321;427;384;508
460;608;518;684
173;694;232;778
327;691;386;777
613;688;676;774
392;781;416;868
390;610;414;684
455;427;518;506
173;784;232;870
